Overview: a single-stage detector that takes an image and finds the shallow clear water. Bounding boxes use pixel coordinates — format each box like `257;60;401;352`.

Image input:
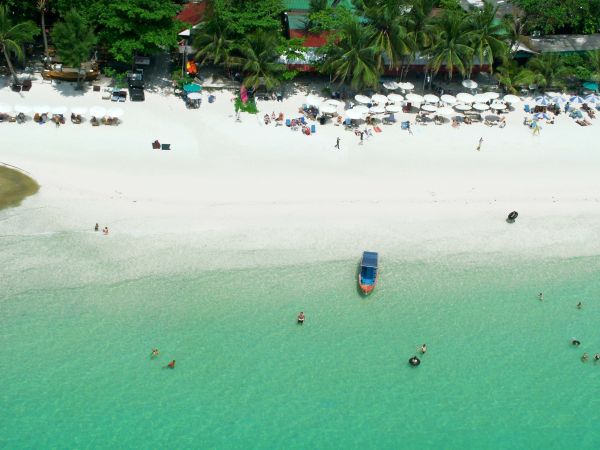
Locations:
2;244;600;449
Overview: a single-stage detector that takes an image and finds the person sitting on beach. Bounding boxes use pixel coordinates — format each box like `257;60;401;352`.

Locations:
102;227;109;235
464;116;472;125
151;348;159;358
337;115;343;125
264;114;270;125
277;112;284;122
297;312;305;325
271;112;276;120
420;344;427;354
452;119;459;128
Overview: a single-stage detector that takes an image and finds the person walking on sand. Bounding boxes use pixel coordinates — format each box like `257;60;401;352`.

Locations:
477;137;483;151
335;137;340;149
532;123;541;136
359;131;364;145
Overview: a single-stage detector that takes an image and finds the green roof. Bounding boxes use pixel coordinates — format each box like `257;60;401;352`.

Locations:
288;12;309;30
284;0;355;11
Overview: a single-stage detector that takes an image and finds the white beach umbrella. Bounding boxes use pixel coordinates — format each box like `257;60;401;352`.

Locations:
454;103;472;111
346;108;364;120
387;93;404;103
423;94;439;103
325;99;342;106
406;93;424;103
473;103;490;111
398;82;414;90
107;107;125;118
71;106;88;115
371;94;389;104
421;104;437;112
436;106;454;116
490;102;507;110
474;93;489;103
354;94;371;104
89;106;106;118
440;94;457;104
503;94;521;104
484;92;500;100
462;79;478;89
188;92;202;100
385;104;403;113
33;105;50;113
369;105;386;114
353;105;369;114
51;106;67;115
456;92;475;103
319;103;338;115
383;81;399;90
14;104;31;114
305;95;322;107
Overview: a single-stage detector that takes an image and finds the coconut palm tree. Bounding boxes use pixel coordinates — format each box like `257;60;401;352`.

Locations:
495;60;536;94
230;30;284;90
467;1;508;74
404;0;435;50
321;19;381;90
527;54;569;89
193;20;233;68
0;5;39;86
426;11;473;80
37;0;50;62
360;0;414;72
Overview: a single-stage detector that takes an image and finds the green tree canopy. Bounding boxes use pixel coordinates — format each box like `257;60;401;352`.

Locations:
0;5;39;84
51;9;96;87
230;30;284;90
513;0;600;35
207;0;284;38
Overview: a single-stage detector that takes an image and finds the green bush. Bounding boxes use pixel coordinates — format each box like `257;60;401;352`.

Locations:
234;96;259;114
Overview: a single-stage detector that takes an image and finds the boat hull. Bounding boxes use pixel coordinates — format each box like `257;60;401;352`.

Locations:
358;275;376;295
42;69;99;82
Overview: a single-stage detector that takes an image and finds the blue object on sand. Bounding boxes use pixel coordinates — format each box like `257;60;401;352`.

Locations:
311;124;316;133
583;81;598;92
183;84;202;93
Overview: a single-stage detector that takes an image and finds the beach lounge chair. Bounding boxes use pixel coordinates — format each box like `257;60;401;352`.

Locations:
161;144;171;150
152;140;161;149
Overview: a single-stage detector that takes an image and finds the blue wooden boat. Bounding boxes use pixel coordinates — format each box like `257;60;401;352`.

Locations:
358;251;378;294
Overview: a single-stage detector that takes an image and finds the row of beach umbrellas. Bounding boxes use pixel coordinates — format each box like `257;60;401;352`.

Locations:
0;104;125;118
382;79;479;91
533;94;600;107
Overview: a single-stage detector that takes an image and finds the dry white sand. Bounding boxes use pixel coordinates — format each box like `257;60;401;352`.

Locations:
2;78;600;281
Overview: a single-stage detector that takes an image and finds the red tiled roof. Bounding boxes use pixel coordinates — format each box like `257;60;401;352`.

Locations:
176;2;206;26
289;29;329;48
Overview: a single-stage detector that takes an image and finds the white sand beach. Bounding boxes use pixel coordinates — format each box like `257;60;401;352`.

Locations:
2;78;600;285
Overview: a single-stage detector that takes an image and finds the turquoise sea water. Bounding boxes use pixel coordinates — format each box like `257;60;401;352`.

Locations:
2;244;600;449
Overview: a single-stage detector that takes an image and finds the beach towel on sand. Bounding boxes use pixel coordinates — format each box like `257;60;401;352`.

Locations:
374;126;382;133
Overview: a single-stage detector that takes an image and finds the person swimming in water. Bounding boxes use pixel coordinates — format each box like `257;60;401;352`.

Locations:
538;292;543;301
297;312;305;325
409;356;420;366
94;223;99;232
166;360;176;369
594;353;600;362
576;302;582;309
151;348;159;359
420;344;427;354
572;338;581;346
581;353;589;362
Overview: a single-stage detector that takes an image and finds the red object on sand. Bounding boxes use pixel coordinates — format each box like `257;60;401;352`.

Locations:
240;85;248;104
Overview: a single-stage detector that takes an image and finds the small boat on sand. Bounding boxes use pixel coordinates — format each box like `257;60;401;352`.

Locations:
358;251;378;294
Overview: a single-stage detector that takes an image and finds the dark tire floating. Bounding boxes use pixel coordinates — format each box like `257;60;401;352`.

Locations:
506;211;518;223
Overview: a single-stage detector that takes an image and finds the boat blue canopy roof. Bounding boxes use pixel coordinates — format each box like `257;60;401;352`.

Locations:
362;251;378;268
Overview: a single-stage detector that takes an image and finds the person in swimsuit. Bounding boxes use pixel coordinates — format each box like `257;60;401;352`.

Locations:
581;353;589;362
538;292;543;301
420;344;427;354
594;353;600;362
297;312;305;325
103;227;109;235
576;302;582;309
167;360;176;369
572;338;581;346
151;348;159;358
94;223;99;232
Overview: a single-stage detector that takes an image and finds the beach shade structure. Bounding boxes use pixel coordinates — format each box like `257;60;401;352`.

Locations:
385;104;403;113
387;93;404;103
369;105;386;114
440;94;457;105
551;95;567;105
474;93;489;103
454;103;472;111
423;94;439;103
183;83;202;93
490;102;507;111
305;95;323;107
583;81;599;92
325;99;342;107
187;92;202;100
462;79;478;89
406;93;424;104
346;108;364;120
33;105;50;114
0;103;14;113
354;94;371;104
503;94;521;104
534;112;549;120
584;94;600;104
398;82;414;91
14;104;31;114
51;106;67;115
319;103;338;115
107;107;125;118
456;92;475;103
473;103;490;111
89;106;106;118
436;106;455;116
353;105;369;114
534;96;551;106
371;94;389;104
70;106;88;116
383;81;399;90
421;103;437;113
569;95;586;105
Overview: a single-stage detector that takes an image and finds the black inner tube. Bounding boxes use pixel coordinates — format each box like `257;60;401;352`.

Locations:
409;356;421;366
508;211;518;220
